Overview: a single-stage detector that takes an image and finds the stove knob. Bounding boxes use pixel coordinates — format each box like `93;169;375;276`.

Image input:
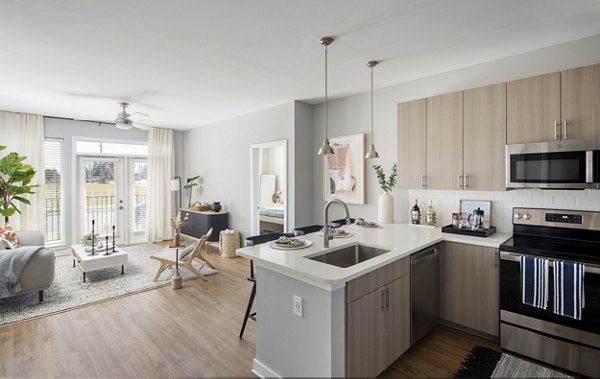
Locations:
514;213;523;220
524;214;531;220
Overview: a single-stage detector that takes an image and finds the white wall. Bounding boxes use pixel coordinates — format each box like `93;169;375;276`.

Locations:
293;101;315;229
311;34;600;225
184;101;298;238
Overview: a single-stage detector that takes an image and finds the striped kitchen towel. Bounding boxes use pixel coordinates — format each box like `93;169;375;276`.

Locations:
554;260;585;320
520;255;549;310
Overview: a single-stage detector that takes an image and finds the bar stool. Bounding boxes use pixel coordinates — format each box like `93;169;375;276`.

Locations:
292;224;323;236
239;232;293;339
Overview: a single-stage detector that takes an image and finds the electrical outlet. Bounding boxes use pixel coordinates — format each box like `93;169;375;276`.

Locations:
293;295;303;317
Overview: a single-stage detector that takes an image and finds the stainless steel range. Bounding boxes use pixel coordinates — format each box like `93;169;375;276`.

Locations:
499;207;600;377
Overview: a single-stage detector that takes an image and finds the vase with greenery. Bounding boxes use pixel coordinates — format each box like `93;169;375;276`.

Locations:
170;213;189;247
373;163;398;224
0;146;38;223
184;175;200;208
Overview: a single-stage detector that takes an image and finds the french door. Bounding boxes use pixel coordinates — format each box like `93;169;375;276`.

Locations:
78;157;148;245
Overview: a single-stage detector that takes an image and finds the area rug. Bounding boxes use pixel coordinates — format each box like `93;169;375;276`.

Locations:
0;244;217;327
455;346;572;378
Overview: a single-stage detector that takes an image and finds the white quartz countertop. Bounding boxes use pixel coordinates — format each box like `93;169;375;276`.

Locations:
236;223;511;290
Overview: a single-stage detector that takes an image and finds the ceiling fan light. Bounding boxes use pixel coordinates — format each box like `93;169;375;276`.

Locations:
116;119;133;129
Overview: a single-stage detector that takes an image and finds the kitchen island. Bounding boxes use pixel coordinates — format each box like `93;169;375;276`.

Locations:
236;223;510;377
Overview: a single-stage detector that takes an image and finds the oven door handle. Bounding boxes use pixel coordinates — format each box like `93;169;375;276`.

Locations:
500;251;600;275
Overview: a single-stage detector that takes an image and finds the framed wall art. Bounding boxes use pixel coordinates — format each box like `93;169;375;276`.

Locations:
323;133;365;204
460;199;492;229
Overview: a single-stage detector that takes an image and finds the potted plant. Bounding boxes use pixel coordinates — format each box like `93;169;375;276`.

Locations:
373;163;398;224
0;146;38;223
184;175;200;208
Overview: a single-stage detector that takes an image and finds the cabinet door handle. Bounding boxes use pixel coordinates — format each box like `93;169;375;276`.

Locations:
562;120;567;140
381;290;385;311
554;120;561;140
386;288;390;310
495;250;499;268
464;174;469;189
457;174;462;190
421;175;427;189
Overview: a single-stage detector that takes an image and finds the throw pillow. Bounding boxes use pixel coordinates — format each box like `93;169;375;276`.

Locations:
179;241;199;260
0;224;20;248
0;238;14;250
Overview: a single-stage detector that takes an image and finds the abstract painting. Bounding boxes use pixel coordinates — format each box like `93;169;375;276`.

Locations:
323;133;365;204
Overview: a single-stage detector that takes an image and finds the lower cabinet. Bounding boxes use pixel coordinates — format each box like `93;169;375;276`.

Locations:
346;258;411;377
439;241;499;337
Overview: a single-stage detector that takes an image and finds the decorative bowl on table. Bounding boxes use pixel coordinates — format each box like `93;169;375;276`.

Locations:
352;219;380;229
270;236;312;250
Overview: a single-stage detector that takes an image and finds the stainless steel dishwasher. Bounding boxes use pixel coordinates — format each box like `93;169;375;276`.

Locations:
411;244;439;345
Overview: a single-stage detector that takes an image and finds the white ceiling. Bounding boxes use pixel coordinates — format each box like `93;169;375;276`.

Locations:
2;0;600;130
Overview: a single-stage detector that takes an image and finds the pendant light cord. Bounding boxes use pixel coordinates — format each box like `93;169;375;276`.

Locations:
324;43;328;139
370;65;374;141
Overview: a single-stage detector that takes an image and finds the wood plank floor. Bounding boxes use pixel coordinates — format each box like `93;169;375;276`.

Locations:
1;243;533;378
382;325;499;378
0;244;257;377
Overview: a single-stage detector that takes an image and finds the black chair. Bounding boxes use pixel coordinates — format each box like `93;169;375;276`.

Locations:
329;217;355;228
239;232;293;339
292;224;323;236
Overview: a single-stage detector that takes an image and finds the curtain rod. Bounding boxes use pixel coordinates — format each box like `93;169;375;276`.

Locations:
43;115;115;126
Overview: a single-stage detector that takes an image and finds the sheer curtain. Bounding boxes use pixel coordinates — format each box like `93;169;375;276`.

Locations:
18;114;45;230
146;127;175;242
0;111;45;231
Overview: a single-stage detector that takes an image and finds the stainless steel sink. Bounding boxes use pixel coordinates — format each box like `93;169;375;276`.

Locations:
308;243;390;268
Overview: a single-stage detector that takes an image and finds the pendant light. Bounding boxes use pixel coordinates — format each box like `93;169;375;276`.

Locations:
365;60;380;159
317;36;335;156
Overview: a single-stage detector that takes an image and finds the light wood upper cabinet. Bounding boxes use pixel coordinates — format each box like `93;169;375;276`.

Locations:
439;242;499;337
398;99;426;189
426;92;463;190
561;63;600;140
463;83;507;191
507;72;561;144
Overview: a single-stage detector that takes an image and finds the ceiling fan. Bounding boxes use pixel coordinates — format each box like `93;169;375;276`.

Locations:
115;102;151;130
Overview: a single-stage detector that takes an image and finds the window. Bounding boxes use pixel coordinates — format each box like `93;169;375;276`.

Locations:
75;141;147;156
44;139;64;246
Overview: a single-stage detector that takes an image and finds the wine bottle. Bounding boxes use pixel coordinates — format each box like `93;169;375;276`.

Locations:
425;200;437;226
410;199;421;224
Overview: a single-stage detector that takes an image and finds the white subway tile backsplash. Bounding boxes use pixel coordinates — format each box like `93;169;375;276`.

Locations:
542;189;566;197
407;188;597;233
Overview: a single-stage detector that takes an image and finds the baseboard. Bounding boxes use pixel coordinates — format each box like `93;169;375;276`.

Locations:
252;358;280;378
438;319;499;343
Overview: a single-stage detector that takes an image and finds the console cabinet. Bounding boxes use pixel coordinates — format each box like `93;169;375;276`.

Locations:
180;209;228;242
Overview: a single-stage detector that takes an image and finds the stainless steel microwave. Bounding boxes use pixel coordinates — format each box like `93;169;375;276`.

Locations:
506;138;599;189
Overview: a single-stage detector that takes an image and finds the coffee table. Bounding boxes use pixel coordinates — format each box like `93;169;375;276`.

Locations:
70;244;128;282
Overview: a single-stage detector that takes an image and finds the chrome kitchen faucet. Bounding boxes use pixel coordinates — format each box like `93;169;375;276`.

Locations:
322;199;351;248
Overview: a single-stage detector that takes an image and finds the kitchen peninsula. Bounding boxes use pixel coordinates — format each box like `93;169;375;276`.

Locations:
237;224;510;377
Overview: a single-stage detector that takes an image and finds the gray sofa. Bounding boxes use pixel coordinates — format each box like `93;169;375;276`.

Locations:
2;231;55;302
